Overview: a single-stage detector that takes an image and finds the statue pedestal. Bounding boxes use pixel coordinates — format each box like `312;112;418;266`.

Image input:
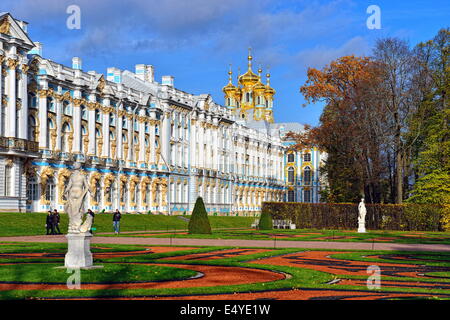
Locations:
358;223;366;233
65;233;93;268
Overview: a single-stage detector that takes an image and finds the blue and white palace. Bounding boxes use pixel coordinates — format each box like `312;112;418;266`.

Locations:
0;13;325;215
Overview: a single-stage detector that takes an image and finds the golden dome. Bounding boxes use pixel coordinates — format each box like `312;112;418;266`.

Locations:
222;69;237;96
253;68;267;93
264;72;276;97
238;50;259;87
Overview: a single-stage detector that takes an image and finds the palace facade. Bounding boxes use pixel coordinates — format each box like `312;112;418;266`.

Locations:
0;13;325;215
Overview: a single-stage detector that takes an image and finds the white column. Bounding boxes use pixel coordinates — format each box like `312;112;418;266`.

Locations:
18;65;28;140
55;95;62;151
138;109;145;163
161;110;170;168
102;98;110;157
38;81;48;148
72;90;82;153
149;120;156;164
117;110;123;160
6;58;17;137
87;95;96;156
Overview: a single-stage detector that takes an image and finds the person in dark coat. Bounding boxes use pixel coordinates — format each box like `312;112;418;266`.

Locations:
53;209;61;234
87;209;95;234
46;211;55;235
113;209;121;234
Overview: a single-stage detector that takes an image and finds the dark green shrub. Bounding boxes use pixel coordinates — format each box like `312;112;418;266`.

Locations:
258;208;273;230
188;197;212;234
261;202;444;231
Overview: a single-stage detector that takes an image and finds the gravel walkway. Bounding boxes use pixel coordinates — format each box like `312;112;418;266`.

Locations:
1;235;450;252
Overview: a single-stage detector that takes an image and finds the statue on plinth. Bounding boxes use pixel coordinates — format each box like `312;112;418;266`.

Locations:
358;198;367;233
64;162;91;234
63;162;95;269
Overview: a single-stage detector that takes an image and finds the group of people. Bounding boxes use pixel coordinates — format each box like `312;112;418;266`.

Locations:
44;209;122;235
45;209;61;235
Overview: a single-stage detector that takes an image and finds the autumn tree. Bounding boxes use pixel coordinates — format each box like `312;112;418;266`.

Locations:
299;55;389;203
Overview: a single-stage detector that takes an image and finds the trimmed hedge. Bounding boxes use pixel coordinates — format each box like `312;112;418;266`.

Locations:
261;202;445;231
258;207;273;230
188;197;212;234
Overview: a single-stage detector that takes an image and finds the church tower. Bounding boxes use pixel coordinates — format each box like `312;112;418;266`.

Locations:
222;49;275;123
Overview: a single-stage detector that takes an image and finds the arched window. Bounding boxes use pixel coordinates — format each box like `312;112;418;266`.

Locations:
95;110;102;123
61;123;71;153
47;118;55;149
95;181;101;204
288;167;295;183
47;97;55;112
81;105;87;120
288;153;295;163
303;166;311;185
109;113;115;126
28;93;37;109
62;101;71;115
28;116;37;141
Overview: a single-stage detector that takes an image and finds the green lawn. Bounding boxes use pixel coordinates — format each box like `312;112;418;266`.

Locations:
110;228;450;245
0;212;255;237
0;242;450;299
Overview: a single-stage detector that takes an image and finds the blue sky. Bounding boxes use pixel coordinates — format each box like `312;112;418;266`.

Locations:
2;0;449;126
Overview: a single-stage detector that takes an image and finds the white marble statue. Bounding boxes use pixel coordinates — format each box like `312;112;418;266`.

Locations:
64;162;91;234
358;198;366;233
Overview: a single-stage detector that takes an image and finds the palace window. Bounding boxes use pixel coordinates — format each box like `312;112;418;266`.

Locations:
81;106;87;120
62;101;71;115
28;116;37;141
288;167;295;183
4;163;12;196
28;93;37;109
48;97;56;113
287;153;295;163
288;190;295;202
61;123;71;153
109;113;115;126
95;110;102;123
27;175;38;201
45;177;56;202
303;189;311;203
303;153;311;162
303;167;311;185
122;117;126;129
95;181;101;204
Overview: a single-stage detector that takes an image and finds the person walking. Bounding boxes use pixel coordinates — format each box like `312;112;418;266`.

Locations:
113;209;121;234
87;209;95;234
53;209;61;234
46;211;54;235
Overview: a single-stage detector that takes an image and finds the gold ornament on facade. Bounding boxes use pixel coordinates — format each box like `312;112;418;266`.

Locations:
97;77;105;92
21;64;29;74
0;16;11;35
57;168;71;204
97;137;103;157
111;139;117;159
67;132;74;153
7;58;19;70
89;172;101;205
140;176;151;206
49;128;57;151
39;167;54;204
